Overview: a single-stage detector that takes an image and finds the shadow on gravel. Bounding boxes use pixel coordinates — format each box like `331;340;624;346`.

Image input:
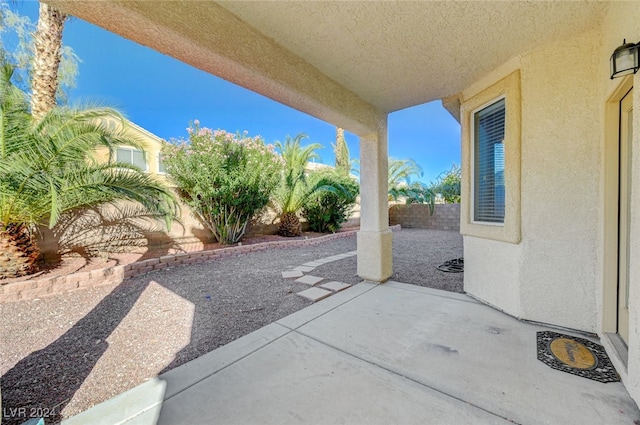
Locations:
155;271;309;375
0;282;149;425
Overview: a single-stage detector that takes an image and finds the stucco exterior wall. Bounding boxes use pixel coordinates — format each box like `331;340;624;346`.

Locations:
517;30;603;331
462;30;603;332
463;236;523;318
462;3;640;408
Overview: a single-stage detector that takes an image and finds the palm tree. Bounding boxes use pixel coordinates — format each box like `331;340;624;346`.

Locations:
332;127;350;176
30;1;67;119
273;133;335;237
387;158;435;213
387;158;423;201
0;64;178;278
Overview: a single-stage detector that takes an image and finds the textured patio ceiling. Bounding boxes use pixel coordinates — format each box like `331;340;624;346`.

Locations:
45;1;606;134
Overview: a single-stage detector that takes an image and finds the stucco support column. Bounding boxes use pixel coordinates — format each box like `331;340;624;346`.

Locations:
357;117;392;282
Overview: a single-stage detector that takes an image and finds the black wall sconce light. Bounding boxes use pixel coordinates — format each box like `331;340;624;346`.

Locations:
611;39;640;79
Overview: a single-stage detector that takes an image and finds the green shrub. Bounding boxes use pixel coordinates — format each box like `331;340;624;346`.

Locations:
431;163;461;204
163;122;283;244
302;170;359;233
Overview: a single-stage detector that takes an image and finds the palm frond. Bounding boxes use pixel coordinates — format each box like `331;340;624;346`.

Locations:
273;133;324;215
0;63;178;233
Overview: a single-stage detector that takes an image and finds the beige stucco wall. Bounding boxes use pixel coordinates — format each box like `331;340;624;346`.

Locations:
464;236;523;318
517;30;603;331
462;30;603;331
462;2;640;407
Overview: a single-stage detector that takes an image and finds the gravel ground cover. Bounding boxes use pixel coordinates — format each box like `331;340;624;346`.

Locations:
0;228;462;424
314;229;464;293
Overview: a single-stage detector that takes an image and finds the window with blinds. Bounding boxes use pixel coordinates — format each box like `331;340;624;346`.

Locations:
116;147;147;171
473;98;505;223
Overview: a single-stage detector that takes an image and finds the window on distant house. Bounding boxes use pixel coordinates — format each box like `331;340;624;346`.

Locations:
116;147;147;171
473;97;505;224
157;153;166;174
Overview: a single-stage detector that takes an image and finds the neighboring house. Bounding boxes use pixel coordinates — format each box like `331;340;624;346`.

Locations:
46;1;640;407
95;115;167;178
38;117;214;254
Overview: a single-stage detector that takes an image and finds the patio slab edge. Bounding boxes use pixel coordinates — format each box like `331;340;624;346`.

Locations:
61;322;291;425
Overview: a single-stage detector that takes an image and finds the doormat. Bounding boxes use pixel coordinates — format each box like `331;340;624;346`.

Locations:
437;257;463;273
536;331;620;383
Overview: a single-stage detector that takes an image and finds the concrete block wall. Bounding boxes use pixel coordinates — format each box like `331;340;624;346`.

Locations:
37;202;361;258
389;203;460;231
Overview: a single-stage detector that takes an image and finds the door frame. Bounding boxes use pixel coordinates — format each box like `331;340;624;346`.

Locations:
603;76;633;340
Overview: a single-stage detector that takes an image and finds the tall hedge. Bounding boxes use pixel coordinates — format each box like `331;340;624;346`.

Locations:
163;122;283;244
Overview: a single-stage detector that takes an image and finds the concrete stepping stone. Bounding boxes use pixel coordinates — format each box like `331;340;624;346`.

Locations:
324;255;343;261
314;258;333;264
282;270;304;279
294;265;315;273
295;275;324;285
302;261;324;267
319;281;352;293
297;287;332;302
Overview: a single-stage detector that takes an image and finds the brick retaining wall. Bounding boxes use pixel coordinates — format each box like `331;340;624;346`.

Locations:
389;203;460;231
0;225;397;303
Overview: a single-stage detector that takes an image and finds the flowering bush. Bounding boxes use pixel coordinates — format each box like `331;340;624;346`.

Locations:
163;121;283;244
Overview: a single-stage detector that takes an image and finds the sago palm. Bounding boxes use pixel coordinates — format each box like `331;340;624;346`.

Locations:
0;64;178;278
273;133;337;237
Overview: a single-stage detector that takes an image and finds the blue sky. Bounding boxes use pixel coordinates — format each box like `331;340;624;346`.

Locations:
15;2;460;184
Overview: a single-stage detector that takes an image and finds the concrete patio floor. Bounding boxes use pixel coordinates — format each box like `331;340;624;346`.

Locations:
63;281;640;425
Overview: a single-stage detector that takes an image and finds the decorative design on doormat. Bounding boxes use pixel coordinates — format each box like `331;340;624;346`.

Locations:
536;331;620;383
437;257;463;273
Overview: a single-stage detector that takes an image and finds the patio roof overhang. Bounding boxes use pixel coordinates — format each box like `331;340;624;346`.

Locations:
44;0;606;135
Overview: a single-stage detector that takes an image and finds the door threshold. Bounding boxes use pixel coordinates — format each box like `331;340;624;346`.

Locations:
605;332;628;370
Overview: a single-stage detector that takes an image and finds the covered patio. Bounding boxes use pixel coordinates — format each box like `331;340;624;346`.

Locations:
43;0;640;415
63;282;640;424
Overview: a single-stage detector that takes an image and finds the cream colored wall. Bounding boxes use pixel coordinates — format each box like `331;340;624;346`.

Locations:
517;30;603;331
462;30;603;332
462;3;640;408
463;236;523;318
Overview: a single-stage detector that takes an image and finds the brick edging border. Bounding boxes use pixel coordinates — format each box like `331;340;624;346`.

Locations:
0;225;401;303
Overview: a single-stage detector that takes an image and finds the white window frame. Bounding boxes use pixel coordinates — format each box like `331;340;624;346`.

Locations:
116;146;148;172
157;152;167;175
470;95;506;227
